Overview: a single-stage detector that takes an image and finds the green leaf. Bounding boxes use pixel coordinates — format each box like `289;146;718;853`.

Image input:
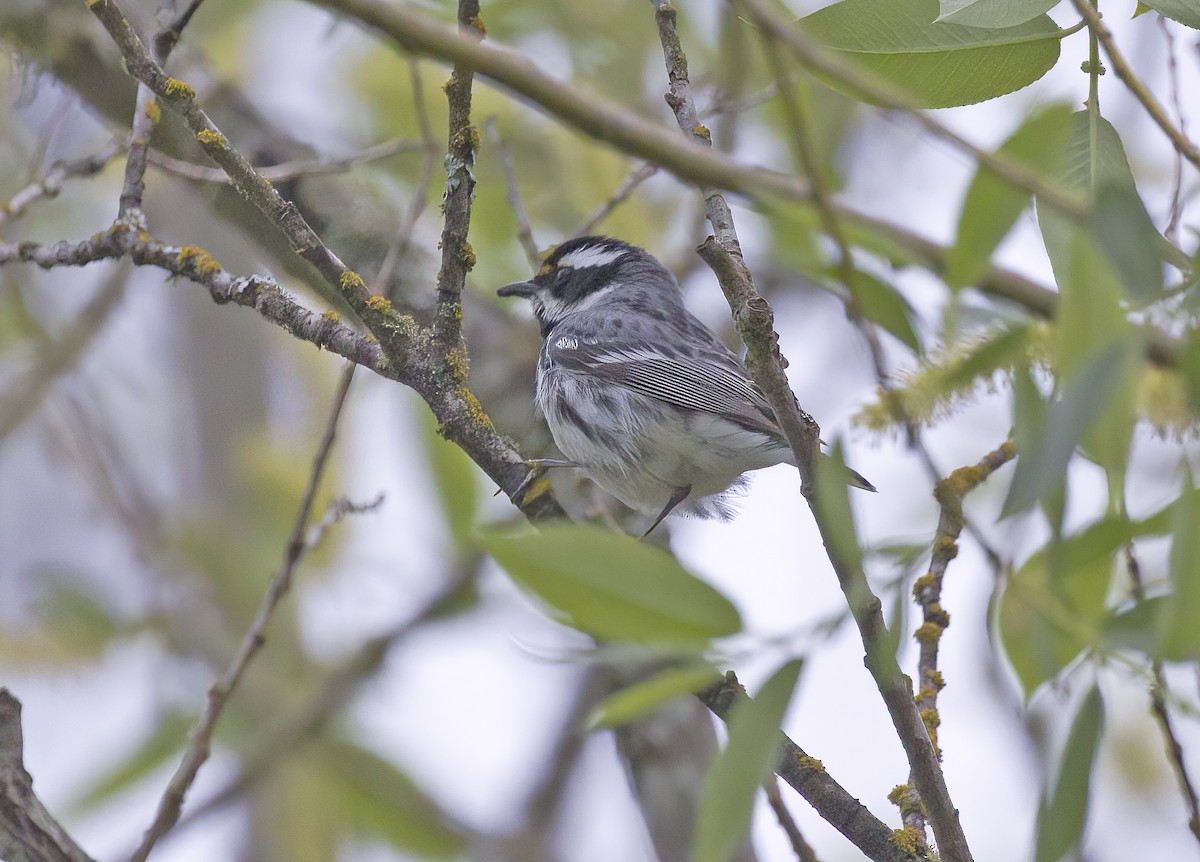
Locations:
1161;469;1200;660
1102;596;1169;655
318;739;466;859
800;0;1063;108
940;325;1030;391
849;270;920;351
1034;685;1104;862
946;105;1074;289
1139;0;1200;28
1091;183;1164;300
1002;344;1128;518
999;525;1116;696
483;524;743;648
937;0;1061;27
421;412;481;543
589;664;722;730
1037;112;1167;301
695;660;803;862
813;440;865;578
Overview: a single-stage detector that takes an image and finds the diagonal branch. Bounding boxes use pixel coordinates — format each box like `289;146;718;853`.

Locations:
653;5;972;860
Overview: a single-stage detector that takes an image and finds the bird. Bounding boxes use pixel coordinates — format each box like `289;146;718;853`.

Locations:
497;236;875;536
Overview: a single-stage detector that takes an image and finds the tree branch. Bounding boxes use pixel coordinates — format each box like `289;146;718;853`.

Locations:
0;690;98;862
0;138;125;227
699;675;921;862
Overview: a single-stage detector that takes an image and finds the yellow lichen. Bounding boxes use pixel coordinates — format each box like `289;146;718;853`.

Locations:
887;784;911;806
196;129;226;147
891;827;924;854
340;270;367;293
692;123;711;142
445;347;470;382
519;475;554;506
164;78;195;99
919;707;941;734
468;14;487;35
364;334;378;343
796;754;825;773
461;241;476;270
144;98;161;125
321;309;340;324
365;294;393;312
913;621;943;644
912;572;937;594
176;245;222;277
455;386;494;432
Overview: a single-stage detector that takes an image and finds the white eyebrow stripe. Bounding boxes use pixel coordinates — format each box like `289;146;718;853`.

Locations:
557;246;626;269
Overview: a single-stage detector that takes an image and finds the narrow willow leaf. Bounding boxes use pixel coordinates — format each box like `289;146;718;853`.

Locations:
1102;596;1169;655
1034;685;1104;862
946;105;1073;289
937;0;1061;27
484;524;742;648
72;712;196;811
999;526;1115;696
813;440;865;578
849;269;920;351
1037;112;1167;301
1091;184;1164;300
1161;469;1200;660
421;413;480;543
800;0;1063;108
695;660;803;862
589;664;722;730
1003;345;1127;518
1140;0;1200;28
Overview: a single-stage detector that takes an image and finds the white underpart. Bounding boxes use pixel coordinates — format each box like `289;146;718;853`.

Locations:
556;245;627;269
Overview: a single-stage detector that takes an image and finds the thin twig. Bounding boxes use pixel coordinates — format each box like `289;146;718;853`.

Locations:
147;138;427;184
431;0;484;349
303;492;385;550
1157;15;1187;244
1069;0;1200;175
374;62;441;299
1125;546;1200;846
153;0;207;60
572;163;660;238
485;116;540;268
126;367;357;862
156;561;483;848
765;777;820;862
0;138;125;227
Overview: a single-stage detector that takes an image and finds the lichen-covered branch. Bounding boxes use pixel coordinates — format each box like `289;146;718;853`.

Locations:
432;0;483;349
653;6;971;860
84;0;566;524
699;675;921;862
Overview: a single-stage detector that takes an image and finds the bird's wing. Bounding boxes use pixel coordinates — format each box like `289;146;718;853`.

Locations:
545;335;783;440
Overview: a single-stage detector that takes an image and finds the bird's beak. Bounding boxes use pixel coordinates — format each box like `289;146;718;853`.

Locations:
497;280;537;299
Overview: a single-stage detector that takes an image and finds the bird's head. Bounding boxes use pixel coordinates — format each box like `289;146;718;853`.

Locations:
497;236;674;334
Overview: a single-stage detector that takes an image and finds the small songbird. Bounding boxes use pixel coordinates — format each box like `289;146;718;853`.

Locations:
498;236;875;536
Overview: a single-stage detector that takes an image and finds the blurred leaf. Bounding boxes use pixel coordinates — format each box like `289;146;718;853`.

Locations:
946;105;1074;289
813;440;865;579
1053;228;1127;381
1161;469;1200;660
483;524;742;648
695;660;802;862
937;0;1060;27
1003;345;1128;518
421;411;480;543
589;663;722;730
72;711;195;812
317;739;466;859
800;0;1062;108
1037;112;1167;301
941;324;1030;390
849;269;920;351
1139;0;1200;27
1034;684;1104;862
1102;596;1169;654
1091;184;1164;300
